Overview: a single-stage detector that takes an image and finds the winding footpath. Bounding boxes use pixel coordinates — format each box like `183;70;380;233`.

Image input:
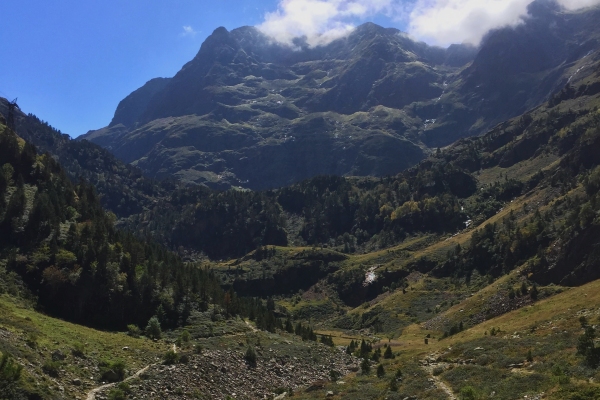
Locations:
87;323;255;399
85;363;154;400
422;363;457;400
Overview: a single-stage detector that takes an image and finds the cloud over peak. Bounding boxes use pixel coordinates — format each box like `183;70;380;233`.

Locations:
257;0;600;47
409;0;600;46
257;0;405;47
409;0;532;46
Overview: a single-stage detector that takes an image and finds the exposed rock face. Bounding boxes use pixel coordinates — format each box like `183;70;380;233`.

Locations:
421;0;600;147
81;2;600;190
110;78;171;129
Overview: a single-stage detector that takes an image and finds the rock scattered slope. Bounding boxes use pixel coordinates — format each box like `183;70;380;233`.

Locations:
92;347;358;400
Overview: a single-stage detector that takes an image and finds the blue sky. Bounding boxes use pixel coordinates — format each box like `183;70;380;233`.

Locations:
0;0;401;137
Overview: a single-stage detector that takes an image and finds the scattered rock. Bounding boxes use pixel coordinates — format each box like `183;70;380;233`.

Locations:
95;347;358;400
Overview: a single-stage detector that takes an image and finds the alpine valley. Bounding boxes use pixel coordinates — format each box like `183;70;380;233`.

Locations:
2;1;600;399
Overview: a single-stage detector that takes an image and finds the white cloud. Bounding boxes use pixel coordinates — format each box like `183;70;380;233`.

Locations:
408;0;600;46
557;0;600;9
257;0;406;47
408;0;532;46
181;25;197;37
258;0;600;48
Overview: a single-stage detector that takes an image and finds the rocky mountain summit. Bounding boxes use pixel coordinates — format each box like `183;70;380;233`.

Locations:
81;1;600;190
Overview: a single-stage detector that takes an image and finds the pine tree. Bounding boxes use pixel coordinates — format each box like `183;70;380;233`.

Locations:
376;364;385;378
285;317;293;333
577;325;600;368
530;284;539;300
520;281;528;296
145;316;162;340
360;358;371;374
245;346;257;365
384;345;394;359
266;297;275;312
371;347;381;361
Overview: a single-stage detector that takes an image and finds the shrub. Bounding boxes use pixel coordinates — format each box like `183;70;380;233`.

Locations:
194;344;203;354
476;354;490;366
526;349;533;362
552;365;570;384
181;330;191;344
433;366;445;376
42;360;60;377
163;350;180;365
320;334;334;347
25;333;38;349
100;360;127;382
117;382;131;393
72;342;85;358
108;382;131;399
245;346;257;365
0;353;22;382
127;324;142;338
0;353;23;399
389;378;398;391
460;386;477;400
376;364;385;378
329;370;340;381
107;388;126;400
145;316;162;340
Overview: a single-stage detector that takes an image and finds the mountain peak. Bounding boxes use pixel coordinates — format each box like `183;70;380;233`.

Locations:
211;26;229;36
81;7;600;190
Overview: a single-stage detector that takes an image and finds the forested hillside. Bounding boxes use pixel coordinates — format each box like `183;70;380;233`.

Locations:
198;54;600;311
0;122;226;330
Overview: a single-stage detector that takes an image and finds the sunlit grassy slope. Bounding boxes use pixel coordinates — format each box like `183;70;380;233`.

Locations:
299;277;600;399
0;295;168;399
